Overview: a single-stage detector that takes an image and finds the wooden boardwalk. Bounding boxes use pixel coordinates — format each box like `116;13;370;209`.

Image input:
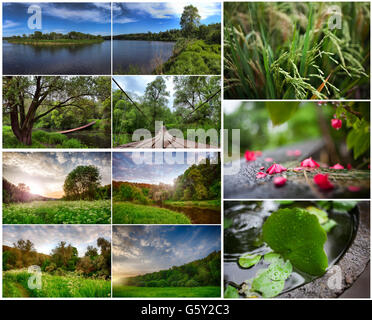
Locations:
117;126;215;149
57;121;96;134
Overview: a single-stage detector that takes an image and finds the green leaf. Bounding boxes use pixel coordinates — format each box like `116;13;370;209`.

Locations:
276;200;294;205
332;201;357;213
224;285;240;298
238;253;262;268
262;208;328;276
224;218;233;229
267;260;292;281
265;102;299;125
306;206;329;224
322;219;337;233
251;269;285;298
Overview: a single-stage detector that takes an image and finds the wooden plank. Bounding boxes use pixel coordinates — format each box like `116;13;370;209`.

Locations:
57;121;96;134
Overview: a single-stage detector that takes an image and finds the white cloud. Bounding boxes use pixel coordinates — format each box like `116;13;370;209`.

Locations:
115;17;138;24
3;20;20;29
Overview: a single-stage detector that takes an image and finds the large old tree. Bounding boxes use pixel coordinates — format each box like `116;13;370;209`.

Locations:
3;76;109;145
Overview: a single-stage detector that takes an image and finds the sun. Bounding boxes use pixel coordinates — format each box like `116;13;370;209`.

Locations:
28;183;43;196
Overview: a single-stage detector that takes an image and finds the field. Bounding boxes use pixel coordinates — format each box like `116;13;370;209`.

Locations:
164;200;220;210
113;202;191;224
3;200;111;224
3;270;111;298
113;285;221;298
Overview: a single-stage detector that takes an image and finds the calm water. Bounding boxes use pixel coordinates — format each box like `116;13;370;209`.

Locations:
224;201;357;297
113;40;175;74
3;40;111;75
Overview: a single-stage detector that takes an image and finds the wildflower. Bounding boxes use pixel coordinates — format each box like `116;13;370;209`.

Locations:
348;186;361;192
273;176;286;187
314;174;334;190
331;117;342;130
245;150;256;161
266;163;287;174
330;163;344;169
301;157;320;168
256;172;267;179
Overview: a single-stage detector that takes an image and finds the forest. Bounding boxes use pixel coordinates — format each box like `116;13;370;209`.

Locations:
113;154;221;224
5;31;104;44
114;251;220;297
3;76;111;148
3;237;111;298
113;76;221;148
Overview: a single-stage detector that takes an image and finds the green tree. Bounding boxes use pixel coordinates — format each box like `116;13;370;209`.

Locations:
180;5;201;37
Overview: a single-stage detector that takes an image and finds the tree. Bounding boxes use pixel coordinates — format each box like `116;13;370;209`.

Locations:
85;246;98;258
180;5;201;37
3;76;110;145
63;165;101;200
51;241;78;270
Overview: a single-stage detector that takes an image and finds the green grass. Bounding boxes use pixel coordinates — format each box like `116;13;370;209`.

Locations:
3;200;111;224
164;200;220;210
113;202;191;224
113;285;221;298
3;270;111;298
3;126;87;148
224;2;370;99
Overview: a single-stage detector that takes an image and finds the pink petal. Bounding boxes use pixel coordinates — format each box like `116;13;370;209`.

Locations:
348;186;361;192
294;150;302;156
255;151;262;157
245;150;256;162
260;166;265;170
266;163;287;174
264;157;273;162
293;167;303;172
301;157;320;168
314;174;334;190
330;163;344;169
273;176;286;187
347;164;352;170
256;172;267;179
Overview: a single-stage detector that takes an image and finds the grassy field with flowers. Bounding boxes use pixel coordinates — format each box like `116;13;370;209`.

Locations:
3;270;111;298
3;200;111;224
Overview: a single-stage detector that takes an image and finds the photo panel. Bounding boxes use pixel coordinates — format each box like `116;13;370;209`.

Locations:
112;151;221;224
224;200;370;298
3;2;111;75
112;75;221;149
2;152;111;224
2;225;112;298
113;225;221;298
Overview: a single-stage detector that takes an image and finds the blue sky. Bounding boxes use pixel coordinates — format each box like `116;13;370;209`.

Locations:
3;152;111;198
113;225;221;279
113;152;215;185
113;2;221;35
2;2;111;37
3;225;111;257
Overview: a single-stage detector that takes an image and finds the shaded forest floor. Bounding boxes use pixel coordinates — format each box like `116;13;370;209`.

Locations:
113;285;221;297
3;200;111;224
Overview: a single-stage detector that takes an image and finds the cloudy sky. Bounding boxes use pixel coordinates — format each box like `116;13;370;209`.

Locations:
113;2;221;34
113;75;176;110
113;225;221;280
3;225;111;257
113;152;215;185
3;2;111;37
3;152;111;198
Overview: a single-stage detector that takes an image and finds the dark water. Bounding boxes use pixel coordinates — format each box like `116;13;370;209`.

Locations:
65;131;111;148
157;203;221;224
113;40;175;74
3;40;111;75
224;201;357;296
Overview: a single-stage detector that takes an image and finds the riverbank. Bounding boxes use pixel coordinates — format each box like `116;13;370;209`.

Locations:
5;38;104;45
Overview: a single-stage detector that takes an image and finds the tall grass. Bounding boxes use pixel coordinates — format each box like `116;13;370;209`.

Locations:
224;2;370;99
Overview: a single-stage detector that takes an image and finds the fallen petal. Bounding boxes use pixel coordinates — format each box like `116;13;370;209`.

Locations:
264;157;273;162
301;157;320;168
273;176;287;187
348;186;361;192
256;172;267;179
347;164;352;170
245;150;256;162
314;174;334;190
266;163;287;174
330;163;344;169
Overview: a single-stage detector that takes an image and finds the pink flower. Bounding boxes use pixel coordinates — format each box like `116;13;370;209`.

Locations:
301;157;320;168
330;163;344;169
347;164;352;170
255;151;262;157
260;166;265;170
245;150;256;162
256;172;267;179
314;174;334;190
273;176;286;187
264;157;274;162
331;118;342;130
293;167;303;172
348;186;361;192
266;163;287;175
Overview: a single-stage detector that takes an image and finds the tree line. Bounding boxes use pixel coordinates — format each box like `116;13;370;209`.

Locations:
125;251;220;287
5;31;103;41
3;238;111;279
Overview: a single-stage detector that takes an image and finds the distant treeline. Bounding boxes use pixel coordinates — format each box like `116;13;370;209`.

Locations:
113;156;221;204
3;179;51;204
125;251;220;287
113;23;221;44
5;31;104;41
3;238;111;279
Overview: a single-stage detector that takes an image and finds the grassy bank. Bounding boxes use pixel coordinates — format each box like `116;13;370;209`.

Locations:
113;202;191;224
3;126;87;148
6;38;104;45
164;200;220;210
3;270;111;298
3;200;111;224
113;285;220;297
160;39;221;75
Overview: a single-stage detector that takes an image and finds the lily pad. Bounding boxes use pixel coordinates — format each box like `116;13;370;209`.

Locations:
224;285;240;298
251;269;285;298
262;208;328;276
238;253;262;268
306;206;329;224
267;259;293;281
321;219;337;233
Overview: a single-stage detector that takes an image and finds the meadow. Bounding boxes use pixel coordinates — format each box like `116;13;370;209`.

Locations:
3;200;111;224
113;202;191;224
3;270;111;298
164;200;220;210
113;285;220;298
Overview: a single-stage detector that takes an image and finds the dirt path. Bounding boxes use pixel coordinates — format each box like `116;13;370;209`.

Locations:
14;282;30;297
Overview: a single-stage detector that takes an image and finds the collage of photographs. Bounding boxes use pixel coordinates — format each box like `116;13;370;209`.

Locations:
0;1;370;301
